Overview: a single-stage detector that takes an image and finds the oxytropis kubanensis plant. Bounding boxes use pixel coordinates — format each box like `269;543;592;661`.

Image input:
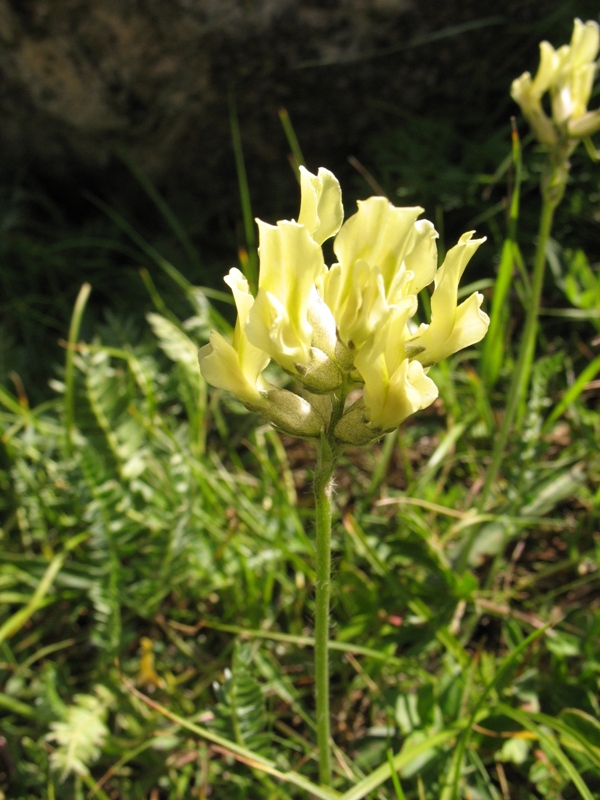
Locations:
199;166;489;786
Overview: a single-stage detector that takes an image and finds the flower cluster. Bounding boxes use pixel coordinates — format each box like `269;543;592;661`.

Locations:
199;168;489;445
511;18;600;147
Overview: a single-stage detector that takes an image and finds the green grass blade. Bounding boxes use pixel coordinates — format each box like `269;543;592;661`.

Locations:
278;108;306;175
543;353;600;429
199;619;408;664
528;709;600;770
481;121;522;388
229;91;258;290
339;728;459;800
386;747;407;800
0;692;37;718
0;552;66;645
440;624;549;800
117;149;202;272
497;704;596;800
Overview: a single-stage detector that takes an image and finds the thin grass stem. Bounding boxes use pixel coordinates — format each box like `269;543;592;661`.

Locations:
65;282;91;456
278;108;306;175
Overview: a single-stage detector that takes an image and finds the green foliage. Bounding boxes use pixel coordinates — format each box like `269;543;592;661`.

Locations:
2;78;600;799
210;641;272;755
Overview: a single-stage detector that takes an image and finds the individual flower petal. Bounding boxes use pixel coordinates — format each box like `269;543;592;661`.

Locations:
531;41;558;96
323;198;431;349
554;60;596;122
298;166;344;245
246;220;325;373
307;288;338;359
332;198;424;297
198;268;270;407
569;18;600;67
405;232;489;366
324;258;389;350
403;219;439;296
350;353;438;435
568;107;600;138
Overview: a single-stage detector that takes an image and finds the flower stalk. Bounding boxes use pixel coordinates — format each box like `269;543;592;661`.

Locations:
313;435;337;785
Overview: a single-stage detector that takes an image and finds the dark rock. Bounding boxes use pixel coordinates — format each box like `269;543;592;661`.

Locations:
0;0;592;225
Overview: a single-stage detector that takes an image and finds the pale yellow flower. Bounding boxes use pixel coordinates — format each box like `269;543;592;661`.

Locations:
511;19;600;145
405;232;489;367
245;220;325;374
297;166;344;245
352;302;439;434
199;169;489;444
323;198;437;350
198;268;270;408
198;268;325;437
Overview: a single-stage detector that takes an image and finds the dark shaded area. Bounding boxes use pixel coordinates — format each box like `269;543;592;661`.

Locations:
1;0;593;226
0;0;598;399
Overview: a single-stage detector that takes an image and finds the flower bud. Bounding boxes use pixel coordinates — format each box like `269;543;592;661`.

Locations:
334;401;384;446
294;347;343;393
263;388;325;438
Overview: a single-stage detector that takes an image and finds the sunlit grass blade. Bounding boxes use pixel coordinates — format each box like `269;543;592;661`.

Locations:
481;119;522;389
543;353;600;430
386;747;407;800
339;728;459;800
64;282;91;455
525;708;600;771
198;618;407;664
0;552;66;645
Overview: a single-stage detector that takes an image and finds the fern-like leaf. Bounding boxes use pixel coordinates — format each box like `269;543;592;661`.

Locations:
211;641;272;756
47;685;113;780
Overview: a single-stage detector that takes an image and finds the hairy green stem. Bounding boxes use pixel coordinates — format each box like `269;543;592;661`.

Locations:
313;436;337;786
478;150;568;511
